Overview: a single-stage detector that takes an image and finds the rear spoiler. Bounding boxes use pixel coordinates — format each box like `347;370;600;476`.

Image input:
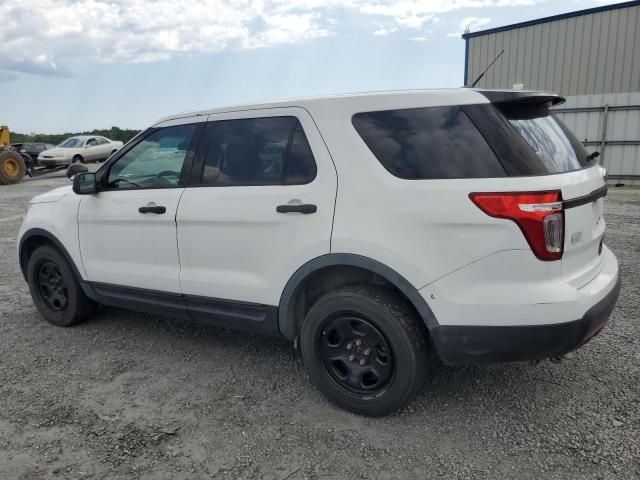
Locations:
475;90;566;107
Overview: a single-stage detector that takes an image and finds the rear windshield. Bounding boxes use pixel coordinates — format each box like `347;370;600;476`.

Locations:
353;102;592;179
496;102;590;173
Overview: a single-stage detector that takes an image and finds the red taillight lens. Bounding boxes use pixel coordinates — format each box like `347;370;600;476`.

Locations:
470;191;564;261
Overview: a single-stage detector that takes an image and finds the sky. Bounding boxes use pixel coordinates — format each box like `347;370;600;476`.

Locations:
0;0;625;133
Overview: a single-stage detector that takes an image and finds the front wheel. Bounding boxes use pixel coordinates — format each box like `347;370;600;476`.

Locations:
300;284;429;416
27;245;97;326
0;150;26;184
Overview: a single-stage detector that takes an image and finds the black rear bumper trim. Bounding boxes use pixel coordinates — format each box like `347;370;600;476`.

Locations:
430;274;621;365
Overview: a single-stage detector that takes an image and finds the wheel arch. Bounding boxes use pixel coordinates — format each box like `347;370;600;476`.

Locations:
278;254;438;340
19;228;84;283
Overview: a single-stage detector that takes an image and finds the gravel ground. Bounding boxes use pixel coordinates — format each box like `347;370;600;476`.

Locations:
1;170;638;480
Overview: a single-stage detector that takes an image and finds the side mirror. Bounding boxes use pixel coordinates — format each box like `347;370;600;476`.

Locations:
73;172;99;195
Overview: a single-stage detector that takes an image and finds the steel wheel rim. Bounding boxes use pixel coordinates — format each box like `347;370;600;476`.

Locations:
319;314;394;397
37;261;68;311
3;158;19;177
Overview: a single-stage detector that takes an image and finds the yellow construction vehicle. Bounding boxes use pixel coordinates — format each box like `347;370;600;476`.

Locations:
0;125;27;184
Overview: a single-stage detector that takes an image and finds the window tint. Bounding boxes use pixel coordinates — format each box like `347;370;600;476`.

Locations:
352;106;505;179
106;124;197;189
60;137;84;148
201;116;316;186
96;137;109;145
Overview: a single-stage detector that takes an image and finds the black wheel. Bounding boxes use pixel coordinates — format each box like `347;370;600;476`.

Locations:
72;155;84;164
27;245;97;327
300;284;429;416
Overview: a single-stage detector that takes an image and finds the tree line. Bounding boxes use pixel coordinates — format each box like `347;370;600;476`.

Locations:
12;126;140;145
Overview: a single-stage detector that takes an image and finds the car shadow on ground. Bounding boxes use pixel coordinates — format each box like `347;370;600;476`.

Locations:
79;304;556;417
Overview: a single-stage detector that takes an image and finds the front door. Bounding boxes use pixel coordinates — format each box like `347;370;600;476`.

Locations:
78;118;202;293
177;108;337;308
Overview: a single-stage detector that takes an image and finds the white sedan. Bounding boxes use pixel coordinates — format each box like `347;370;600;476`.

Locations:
38;136;123;167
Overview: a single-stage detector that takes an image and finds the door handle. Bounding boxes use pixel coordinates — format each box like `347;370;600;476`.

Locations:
138;205;166;214
276;204;317;214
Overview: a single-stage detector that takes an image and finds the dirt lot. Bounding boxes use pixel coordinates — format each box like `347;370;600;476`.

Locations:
0;170;638;480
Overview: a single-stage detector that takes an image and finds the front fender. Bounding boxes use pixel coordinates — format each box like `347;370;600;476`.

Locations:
18;195;85;280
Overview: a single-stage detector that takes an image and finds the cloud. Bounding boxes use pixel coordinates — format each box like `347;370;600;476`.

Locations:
357;0;537;29
373;26;397;37
0;55;67;77
0;0;544;78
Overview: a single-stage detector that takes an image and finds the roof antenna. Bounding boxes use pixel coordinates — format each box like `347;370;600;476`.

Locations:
470;49;504;87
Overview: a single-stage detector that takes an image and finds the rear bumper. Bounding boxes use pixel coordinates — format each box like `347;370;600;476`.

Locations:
430;274;620;365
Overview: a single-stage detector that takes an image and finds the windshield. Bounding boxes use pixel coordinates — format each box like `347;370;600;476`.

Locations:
497;103;590;173
59;137;84;148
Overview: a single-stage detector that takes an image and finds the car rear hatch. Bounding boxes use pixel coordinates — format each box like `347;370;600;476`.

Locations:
467;91;608;286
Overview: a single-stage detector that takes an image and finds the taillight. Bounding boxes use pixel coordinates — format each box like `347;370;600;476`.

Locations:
469;191;564;261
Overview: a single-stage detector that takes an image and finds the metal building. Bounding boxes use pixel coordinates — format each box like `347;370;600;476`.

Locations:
462;0;640;183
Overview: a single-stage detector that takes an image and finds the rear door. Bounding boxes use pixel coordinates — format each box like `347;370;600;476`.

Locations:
176;107;337;308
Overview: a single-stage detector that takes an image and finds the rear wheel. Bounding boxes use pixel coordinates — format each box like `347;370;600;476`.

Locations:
27;245;97;326
300;284;429;416
0;151;26;184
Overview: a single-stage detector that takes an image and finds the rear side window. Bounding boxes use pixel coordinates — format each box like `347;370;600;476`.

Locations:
200;116;317;186
352;106;505;179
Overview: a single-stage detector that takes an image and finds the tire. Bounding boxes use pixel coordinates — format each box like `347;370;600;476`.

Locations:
72;155;84;164
66;162;89;179
0;150;26;184
27;245;97;327
300;284;429;416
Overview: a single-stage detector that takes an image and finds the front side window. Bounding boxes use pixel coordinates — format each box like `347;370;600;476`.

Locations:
106;123;197;190
200;116;316;186
96;137;109;145
352;106;505;179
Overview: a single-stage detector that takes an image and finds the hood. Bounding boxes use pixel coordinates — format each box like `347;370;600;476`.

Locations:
30;185;73;204
40;147;76;157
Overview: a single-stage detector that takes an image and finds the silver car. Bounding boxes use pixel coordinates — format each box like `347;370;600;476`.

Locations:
38;136;123;167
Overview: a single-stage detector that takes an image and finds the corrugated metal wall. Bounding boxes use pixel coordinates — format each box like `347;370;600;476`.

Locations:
465;3;640;95
554;92;640;184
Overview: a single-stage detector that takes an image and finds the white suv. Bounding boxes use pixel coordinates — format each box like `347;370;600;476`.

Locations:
18;89;620;416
